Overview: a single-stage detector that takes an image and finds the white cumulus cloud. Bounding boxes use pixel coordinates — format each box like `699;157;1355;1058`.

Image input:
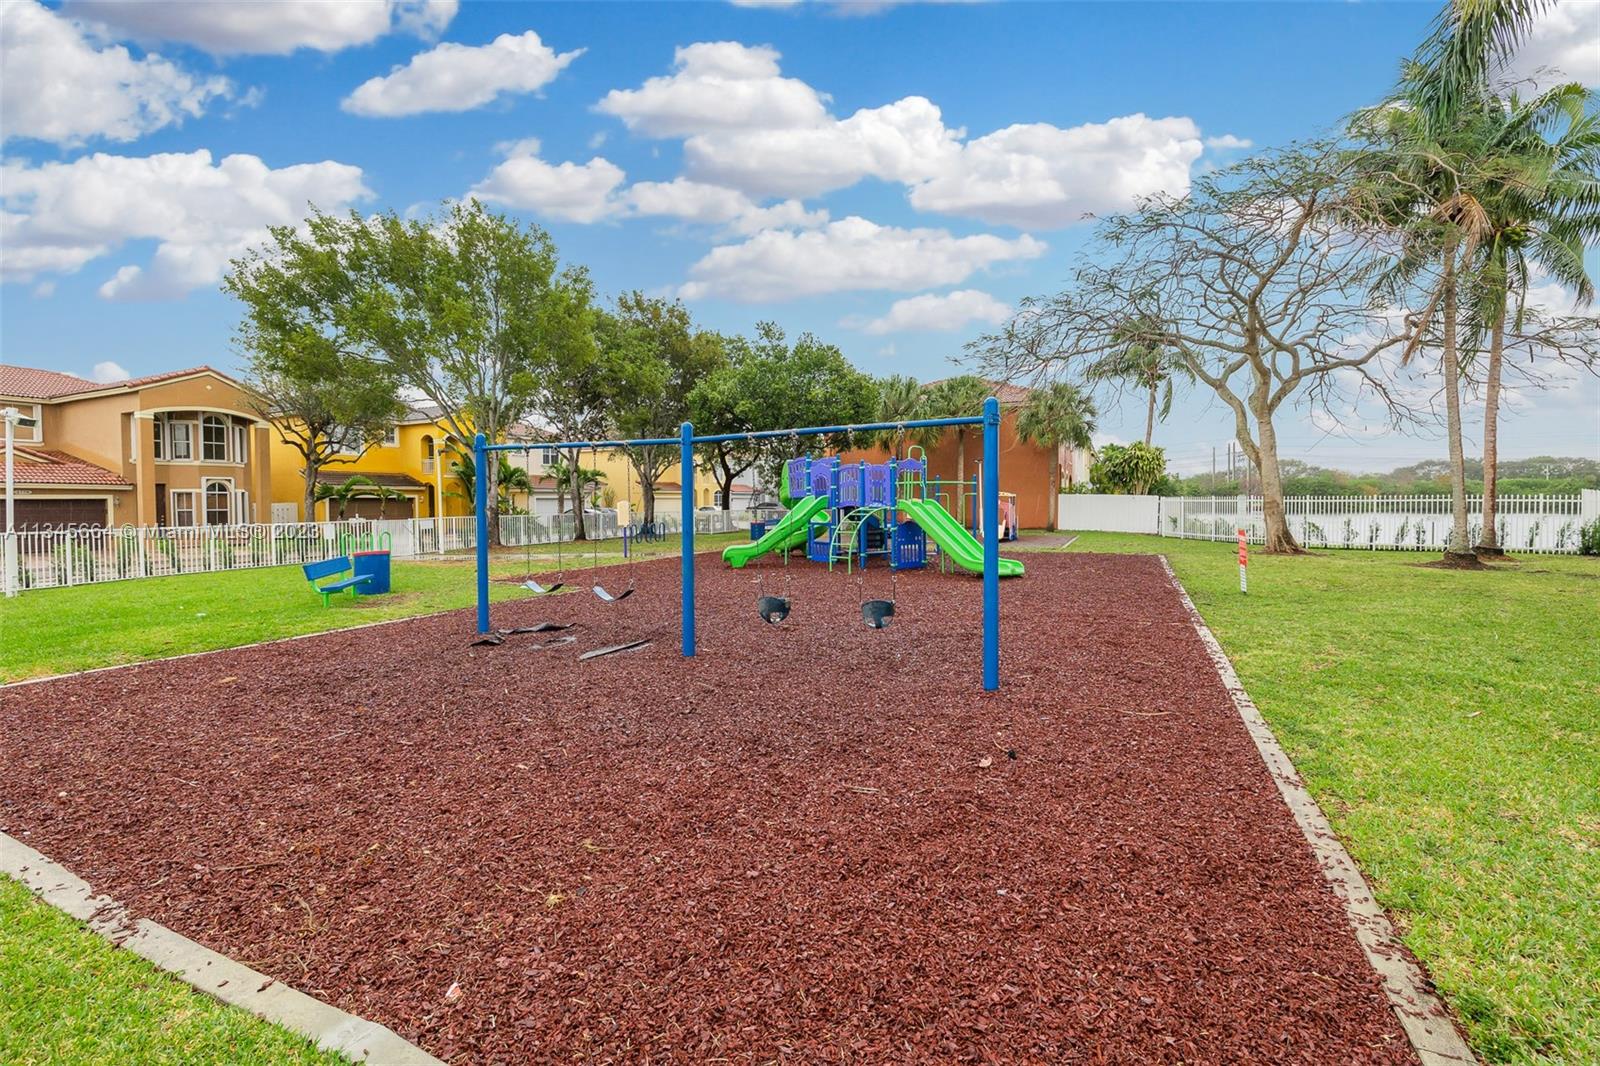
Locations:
908;115;1205;227
595;41;829;137
90;360;129;382
1503;0;1600;90
342;30;584;117
470;139;626;224
64;0;457;55
1;0;231;146
852;288;1011;335
600;41;1210;226
624;178;826;235
1;150;370;300
679;217;1045;302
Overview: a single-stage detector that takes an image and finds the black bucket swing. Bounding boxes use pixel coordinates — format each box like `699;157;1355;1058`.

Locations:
857;516;896;629
756;432;799;625
592;443;635;604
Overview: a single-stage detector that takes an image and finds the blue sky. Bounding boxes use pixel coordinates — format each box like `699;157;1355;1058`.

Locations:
3;0;1596;474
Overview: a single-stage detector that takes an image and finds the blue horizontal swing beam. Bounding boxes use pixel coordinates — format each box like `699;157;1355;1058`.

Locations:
473;404;1002;691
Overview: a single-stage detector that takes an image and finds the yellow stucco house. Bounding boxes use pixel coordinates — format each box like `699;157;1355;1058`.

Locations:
267;402;470;522
501;429;757;519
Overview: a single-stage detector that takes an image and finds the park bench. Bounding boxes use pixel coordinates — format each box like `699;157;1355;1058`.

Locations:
303;556;371;606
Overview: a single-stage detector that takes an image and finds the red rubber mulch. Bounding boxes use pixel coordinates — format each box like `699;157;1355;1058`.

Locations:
1;553;1417;1064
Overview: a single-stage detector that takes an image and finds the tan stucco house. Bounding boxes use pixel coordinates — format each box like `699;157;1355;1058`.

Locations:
0;364;272;530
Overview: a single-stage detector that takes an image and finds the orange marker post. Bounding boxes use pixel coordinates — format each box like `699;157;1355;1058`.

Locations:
1237;528;1248;594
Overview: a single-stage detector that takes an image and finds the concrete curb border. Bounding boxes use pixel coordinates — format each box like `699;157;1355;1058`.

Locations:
1;831;443;1065
1158;556;1476;1066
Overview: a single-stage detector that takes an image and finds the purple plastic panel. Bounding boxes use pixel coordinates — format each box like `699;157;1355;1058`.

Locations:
864;464;891;506
786;458;808;498
838;465;862;506
810;463;832;497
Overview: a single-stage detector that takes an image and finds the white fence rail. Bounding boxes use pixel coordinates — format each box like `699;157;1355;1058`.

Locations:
1060;492;1598;555
2;507;764;595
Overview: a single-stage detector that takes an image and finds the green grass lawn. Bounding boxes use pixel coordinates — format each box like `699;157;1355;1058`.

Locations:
0;877;346;1066
1062;532;1600;1064
0;532;742;682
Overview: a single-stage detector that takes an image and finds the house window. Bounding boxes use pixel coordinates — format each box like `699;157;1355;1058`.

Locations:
171;489;197;526
152;417;165;460
381;426;399;446
14;404;42;443
540;446;560;467
230;422;248;463
202;415;227;461
204;480;232;525
168;420;193;460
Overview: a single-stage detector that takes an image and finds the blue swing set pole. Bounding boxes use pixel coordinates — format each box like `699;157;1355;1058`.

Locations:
474;431;490;634
680;419;696;657
981;396;1000;692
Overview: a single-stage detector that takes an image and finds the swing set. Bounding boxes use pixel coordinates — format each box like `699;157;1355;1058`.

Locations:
472;396;1007;691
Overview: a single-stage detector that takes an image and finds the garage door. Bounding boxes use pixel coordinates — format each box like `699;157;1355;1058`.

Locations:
16;498;108;530
344;496;415;520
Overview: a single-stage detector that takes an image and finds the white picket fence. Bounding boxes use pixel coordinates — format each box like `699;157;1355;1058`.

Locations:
1;507;766;594
1060;491;1599;554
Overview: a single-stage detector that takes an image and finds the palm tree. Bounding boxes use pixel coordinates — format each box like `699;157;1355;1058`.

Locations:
1464;84;1600;554
918;374;990;521
1016;381;1097;530
1086;320;1190;445
873;374;925;457
314;474;381;520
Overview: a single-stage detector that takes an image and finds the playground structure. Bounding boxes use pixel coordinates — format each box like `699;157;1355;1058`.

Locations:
475;398;1010;690
721;449;1025;579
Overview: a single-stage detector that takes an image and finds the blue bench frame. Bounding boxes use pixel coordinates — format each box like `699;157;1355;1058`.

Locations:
303;556;371;606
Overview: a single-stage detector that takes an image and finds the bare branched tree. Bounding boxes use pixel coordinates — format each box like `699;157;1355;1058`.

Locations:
968;144;1418;553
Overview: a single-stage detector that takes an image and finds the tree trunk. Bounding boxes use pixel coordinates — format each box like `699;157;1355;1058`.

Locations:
1439;248;1474;561
641;475;656;528
718;455;736;512
1477;302;1507;555
567;453;587;541
1048;450;1061;530
1249;397;1302;554
955;429;967;524
302;460;319;524
1145;387;1157;446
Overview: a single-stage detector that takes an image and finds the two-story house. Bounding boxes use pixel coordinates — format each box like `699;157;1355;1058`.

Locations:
0;364;272;530
266;402;467;521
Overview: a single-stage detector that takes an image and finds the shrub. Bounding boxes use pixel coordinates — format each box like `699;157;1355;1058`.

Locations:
1580;518;1600;556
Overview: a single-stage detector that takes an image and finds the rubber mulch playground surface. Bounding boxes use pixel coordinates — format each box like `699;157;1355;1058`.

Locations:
1;553;1418;1064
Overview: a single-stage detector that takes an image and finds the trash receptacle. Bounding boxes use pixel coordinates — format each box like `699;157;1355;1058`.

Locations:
750;521;768;541
351;549;391;595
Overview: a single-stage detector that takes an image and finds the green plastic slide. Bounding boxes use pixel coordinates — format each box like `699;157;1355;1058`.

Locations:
722;495;830;568
897;497;1025;577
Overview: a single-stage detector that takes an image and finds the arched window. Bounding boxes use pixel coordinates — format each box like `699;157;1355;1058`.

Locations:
204;480;232;525
202;415;227;461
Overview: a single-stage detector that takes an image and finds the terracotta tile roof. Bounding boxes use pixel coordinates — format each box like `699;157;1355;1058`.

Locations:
0;364;242;400
0;447;132;487
0;366;99;399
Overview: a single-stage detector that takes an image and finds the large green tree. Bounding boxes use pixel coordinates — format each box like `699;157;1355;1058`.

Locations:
873;374;926;458
1016;381;1098;528
605;293;727;527
225;233;407;522
688;323;876;510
